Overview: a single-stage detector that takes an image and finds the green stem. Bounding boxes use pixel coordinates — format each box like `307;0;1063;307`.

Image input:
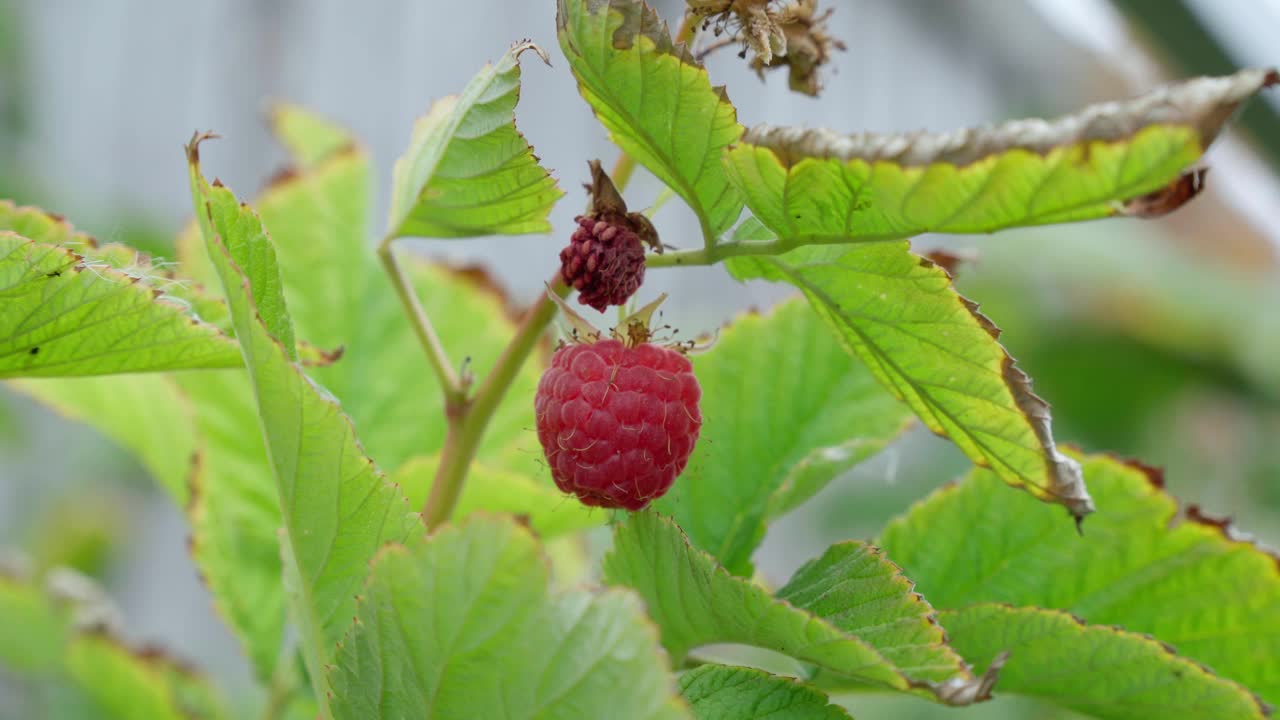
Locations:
470;276;569;433
422;276;570;529
646;239;788;268
377;240;466;410
421;414;470;531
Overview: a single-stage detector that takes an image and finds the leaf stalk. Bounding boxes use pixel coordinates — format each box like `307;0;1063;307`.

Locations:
376;239;468;412
646;238;788;267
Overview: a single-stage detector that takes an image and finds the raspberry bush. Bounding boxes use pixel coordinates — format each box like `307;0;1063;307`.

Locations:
1;2;1278;718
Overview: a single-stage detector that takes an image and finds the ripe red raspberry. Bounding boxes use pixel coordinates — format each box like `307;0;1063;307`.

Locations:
535;338;702;510
560;215;646;313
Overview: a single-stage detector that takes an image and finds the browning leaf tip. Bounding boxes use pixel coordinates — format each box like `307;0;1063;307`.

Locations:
512;39;552;67
1120;167;1209;219
1109;454;1167;490
185;130;221;165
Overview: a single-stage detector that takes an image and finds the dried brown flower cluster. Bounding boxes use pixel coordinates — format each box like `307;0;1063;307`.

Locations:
687;0;845;96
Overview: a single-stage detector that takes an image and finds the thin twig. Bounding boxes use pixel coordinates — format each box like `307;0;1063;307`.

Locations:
377;240;466;411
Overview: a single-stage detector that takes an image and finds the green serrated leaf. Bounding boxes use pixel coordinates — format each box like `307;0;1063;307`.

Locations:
604;512;987;704
0;203;233;508
879;453;1280;709
730;243;1093;519
679;665;853;720
725;69;1277;245
188;170;298;360
252;147;368;355
328;515;690;720
655;297;911;576
392;455;602;537
188;144;420;714
0;202;241;378
386;41;563;239
776;542;967;689
938;604;1267;720
558;0;745;237
171;112;547;682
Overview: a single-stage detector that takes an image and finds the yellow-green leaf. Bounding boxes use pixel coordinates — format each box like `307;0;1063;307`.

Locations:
725;69;1277;245
7;375;197;504
937;604;1268;720
270;103;354;169
386;41;563;239
605;512;994;705
731;242;1093;519
0;202;241;378
187;142;420;715
0;573;229;720
66;634;228;720
880;453;1280;710
558;0;744;237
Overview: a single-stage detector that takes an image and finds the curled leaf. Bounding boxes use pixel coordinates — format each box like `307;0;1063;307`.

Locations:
747;69;1277;167
1119;166;1208;218
386;40;562;239
730;243;1095;520
725;68;1278;244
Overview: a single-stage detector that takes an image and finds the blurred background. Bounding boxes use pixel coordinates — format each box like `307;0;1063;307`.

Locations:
1;0;1277;717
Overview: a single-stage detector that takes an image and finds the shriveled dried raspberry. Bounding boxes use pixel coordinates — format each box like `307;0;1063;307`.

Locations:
560;215;646;312
535;338;702;511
